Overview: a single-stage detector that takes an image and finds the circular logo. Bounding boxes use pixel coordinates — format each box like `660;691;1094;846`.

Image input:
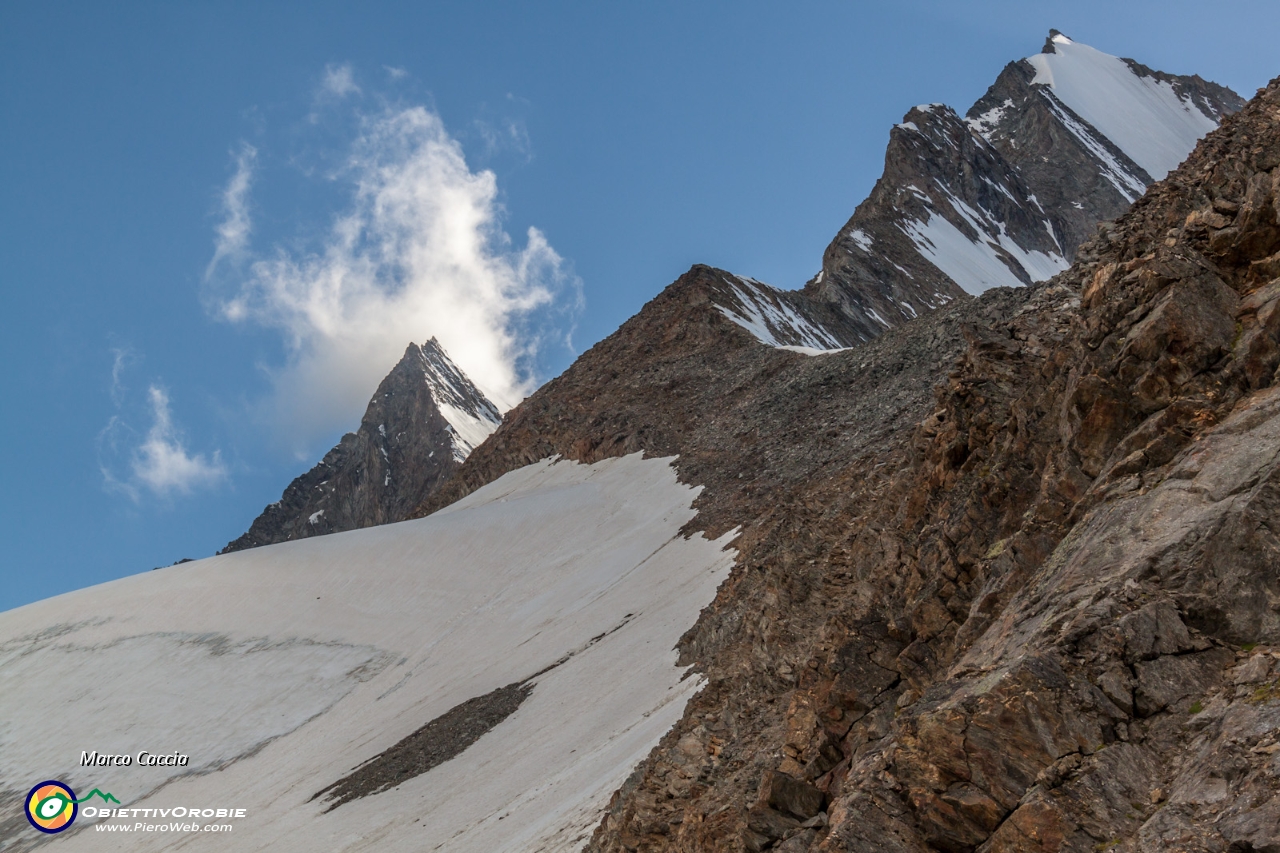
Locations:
25;781;78;834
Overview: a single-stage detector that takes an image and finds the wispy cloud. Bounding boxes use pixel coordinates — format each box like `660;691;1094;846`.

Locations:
108;346;137;406
213;95;581;454
474;116;532;162
206;143;257;280
472;94;535;163
99;353;226;500
322;63;361;98
130;386;227;495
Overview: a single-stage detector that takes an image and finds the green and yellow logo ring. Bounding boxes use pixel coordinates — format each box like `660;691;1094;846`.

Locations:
25;781;78;833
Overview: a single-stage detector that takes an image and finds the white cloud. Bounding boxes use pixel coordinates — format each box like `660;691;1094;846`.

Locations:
99;371;227;501
130;386;227;496
384;65;408;81
108;346;137;406
214;100;580;454
475;116;532;161
322;63;361;98
206;143;257;279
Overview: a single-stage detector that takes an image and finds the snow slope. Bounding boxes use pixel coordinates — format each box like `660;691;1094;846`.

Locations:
1035;90;1148;202
0;454;735;853
1027;33;1219;180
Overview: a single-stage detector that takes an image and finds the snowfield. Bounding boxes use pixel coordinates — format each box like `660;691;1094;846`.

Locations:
0;454;736;852
1027;33;1220;180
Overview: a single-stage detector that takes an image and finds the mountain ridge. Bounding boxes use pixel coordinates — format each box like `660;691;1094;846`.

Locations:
785;32;1245;348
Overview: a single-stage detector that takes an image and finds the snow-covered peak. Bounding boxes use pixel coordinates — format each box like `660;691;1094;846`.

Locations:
415;338;502;460
1025;33;1219;179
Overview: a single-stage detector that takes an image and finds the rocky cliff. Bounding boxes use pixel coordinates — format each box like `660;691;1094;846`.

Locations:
412;75;1280;851
222;338;498;553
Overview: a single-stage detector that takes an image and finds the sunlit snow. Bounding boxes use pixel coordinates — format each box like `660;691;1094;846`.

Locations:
846;229;874;251
901;189;1068;295
438;401;500;461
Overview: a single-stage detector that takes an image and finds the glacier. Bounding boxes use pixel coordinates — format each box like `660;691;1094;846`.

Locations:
0;454;735;853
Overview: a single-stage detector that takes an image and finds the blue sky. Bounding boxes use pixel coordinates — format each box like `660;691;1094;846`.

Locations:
3;1;1278;612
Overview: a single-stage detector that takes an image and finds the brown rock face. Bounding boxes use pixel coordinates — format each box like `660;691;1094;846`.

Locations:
413;77;1280;851
222;338;498;553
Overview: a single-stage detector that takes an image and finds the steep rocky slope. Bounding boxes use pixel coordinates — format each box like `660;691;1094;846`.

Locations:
414;76;1280;851
799;32;1242;344
222;338;498;552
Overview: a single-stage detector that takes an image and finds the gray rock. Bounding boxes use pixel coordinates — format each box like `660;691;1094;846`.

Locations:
756;770;825;820
1133;649;1234;716
1097;663;1135;715
1119;600;1196;662
1233;653;1273;684
221;338;498;552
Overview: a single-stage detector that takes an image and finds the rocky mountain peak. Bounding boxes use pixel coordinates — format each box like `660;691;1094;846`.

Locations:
409;337;502;459
220;338;499;553
1042;28;1070;53
792;32;1245;348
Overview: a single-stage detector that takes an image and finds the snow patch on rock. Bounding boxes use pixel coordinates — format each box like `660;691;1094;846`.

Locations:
901;189;1068;295
715;277;844;352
